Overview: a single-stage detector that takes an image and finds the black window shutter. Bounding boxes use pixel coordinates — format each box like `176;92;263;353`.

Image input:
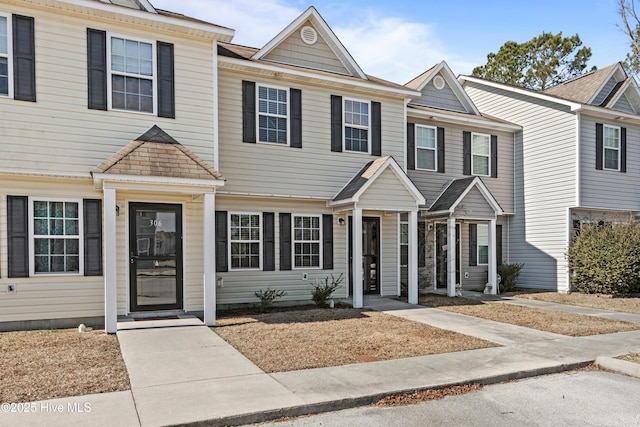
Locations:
407;123;415;170
279;213;291;270
8;196;29;277
371;101;381;156
491;135;498;178
496;224;503;266
263;212;275;271
290;88;302;148
87;28;107;110
215;211;228;272
469;223;477;266
13;14;36;102
83;199;103;276
330;95;343;152
418;221;426;268
595;123;603;170
157;41;175;119
322;214;333;270
621;127;627;173
242;80;256;143
437;127;445;173
463;131;471;175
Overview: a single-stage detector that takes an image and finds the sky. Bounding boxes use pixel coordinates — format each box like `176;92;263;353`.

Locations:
149;0;632;85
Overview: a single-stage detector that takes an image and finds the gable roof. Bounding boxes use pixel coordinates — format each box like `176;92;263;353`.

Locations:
252;7;366;79
428;176;503;214
93;125;224;181
543;63;623;104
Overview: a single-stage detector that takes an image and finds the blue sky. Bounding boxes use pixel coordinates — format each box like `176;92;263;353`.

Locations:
150;0;631;84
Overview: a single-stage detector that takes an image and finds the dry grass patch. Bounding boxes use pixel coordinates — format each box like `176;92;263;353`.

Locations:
0;329;130;403
373;384;483;407
617;353;640;364
418;294;640;336
213;308;497;373
509;291;640;315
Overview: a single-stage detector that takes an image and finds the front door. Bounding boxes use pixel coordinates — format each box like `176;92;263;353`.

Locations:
348;216;380;295
435;223;460;289
129;203;183;312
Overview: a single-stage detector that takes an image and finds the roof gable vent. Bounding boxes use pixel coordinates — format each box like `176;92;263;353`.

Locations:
300;26;318;45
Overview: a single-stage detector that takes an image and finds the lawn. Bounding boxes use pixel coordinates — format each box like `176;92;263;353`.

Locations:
0;328;130;403
509;291;640;315
213;307;497;373
418;294;640;336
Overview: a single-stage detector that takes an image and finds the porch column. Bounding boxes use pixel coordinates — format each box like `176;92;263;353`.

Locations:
408;210;418;304
203;192;216;326
488;218;498;295
352;208;363;308
103;188;117;334
447;216;456;297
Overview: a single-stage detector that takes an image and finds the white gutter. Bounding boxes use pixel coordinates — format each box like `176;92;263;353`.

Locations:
572;104;640;124
408;108;521;132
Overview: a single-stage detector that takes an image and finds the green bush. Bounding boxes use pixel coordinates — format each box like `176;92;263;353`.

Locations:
497;263;524;293
567;220;640;295
311;274;343;307
254;287;287;312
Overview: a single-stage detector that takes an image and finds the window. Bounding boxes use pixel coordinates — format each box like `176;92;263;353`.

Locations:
31;200;82;274
109;36;155;113
416;125;436;170
229;213;261;269
258;85;288;145
477;224;488;265
0;14;10;97
344;99;369;153
603;125;620;170
399;221;408;267
293;215;321;268
471;133;490;176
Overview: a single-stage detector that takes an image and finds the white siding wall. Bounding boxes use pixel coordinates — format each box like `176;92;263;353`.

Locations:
453;187;496;218
357;169;417;211
464;82;577;291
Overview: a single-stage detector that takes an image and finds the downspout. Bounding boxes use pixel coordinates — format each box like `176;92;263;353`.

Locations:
575;112;581;207
403;98;410;173
212;41;220;171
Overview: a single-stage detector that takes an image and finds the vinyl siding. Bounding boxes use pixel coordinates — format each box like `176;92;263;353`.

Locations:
580;114;640;210
412;79;467;113
612;95;635;114
454;187;496;218
357;169;417;211
591;77;616;106
0;3;216;176
464;81;577;291
218;69;406;199
407;120;514;213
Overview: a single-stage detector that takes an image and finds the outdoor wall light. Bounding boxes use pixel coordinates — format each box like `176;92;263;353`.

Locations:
115;205;120;216
337;217;345;226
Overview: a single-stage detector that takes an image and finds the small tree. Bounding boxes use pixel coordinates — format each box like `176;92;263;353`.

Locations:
311;274;343;307
254;287;287;312
497;263;524;293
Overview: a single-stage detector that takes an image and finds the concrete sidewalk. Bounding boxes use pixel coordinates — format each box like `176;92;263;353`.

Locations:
3;296;640;427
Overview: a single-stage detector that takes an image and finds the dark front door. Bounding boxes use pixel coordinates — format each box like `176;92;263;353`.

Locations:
436;223;460;289
129;203;183;312
348;216;381;295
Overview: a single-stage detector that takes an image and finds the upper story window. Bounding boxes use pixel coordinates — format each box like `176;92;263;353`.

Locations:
472;133;490;176
0;14;10;97
0;13;35;102
258;85;288;145
603;125;620;170
344;99;370;153
229;213;261;270
416;125;437;170
293;215;321;268
109;36;155;114
477;223;488;265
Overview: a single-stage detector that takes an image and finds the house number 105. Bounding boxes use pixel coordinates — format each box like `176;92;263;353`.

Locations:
149;220;162;227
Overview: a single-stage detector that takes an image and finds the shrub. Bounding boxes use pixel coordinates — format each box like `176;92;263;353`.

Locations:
497;263;524;293
311;273;343;307
254;287;287;312
567;220;640;295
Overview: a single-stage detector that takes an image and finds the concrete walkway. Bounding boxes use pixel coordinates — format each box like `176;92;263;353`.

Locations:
3;296;640;426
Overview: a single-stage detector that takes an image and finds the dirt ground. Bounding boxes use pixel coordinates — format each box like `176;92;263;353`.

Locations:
0;328;130;403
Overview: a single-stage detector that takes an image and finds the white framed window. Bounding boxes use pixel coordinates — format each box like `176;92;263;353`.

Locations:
477;223;488;265
29;198;83;275
416;125;437;170
0;13;13;98
107;34;156;114
399;220;408;268
257;84;289;145
293;215;321;268
472;133;490;176
603;125;620;170
229;212;261;270
344;98;370;153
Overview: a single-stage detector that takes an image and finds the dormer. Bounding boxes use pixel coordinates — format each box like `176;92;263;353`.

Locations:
100;0;156;13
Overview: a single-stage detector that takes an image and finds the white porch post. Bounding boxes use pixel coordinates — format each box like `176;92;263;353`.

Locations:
352;208;363;308
103;187;117;334
447;216;456;297
408;210;418;304
489;218;498;295
203;192;216;326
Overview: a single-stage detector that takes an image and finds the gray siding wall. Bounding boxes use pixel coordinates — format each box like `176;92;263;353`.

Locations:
453;187;496;218
612;95;635;113
591;77;616;105
580;114;640;209
464;81;577;291
218;69;406;199
407;120;515;213
413;79;467;113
